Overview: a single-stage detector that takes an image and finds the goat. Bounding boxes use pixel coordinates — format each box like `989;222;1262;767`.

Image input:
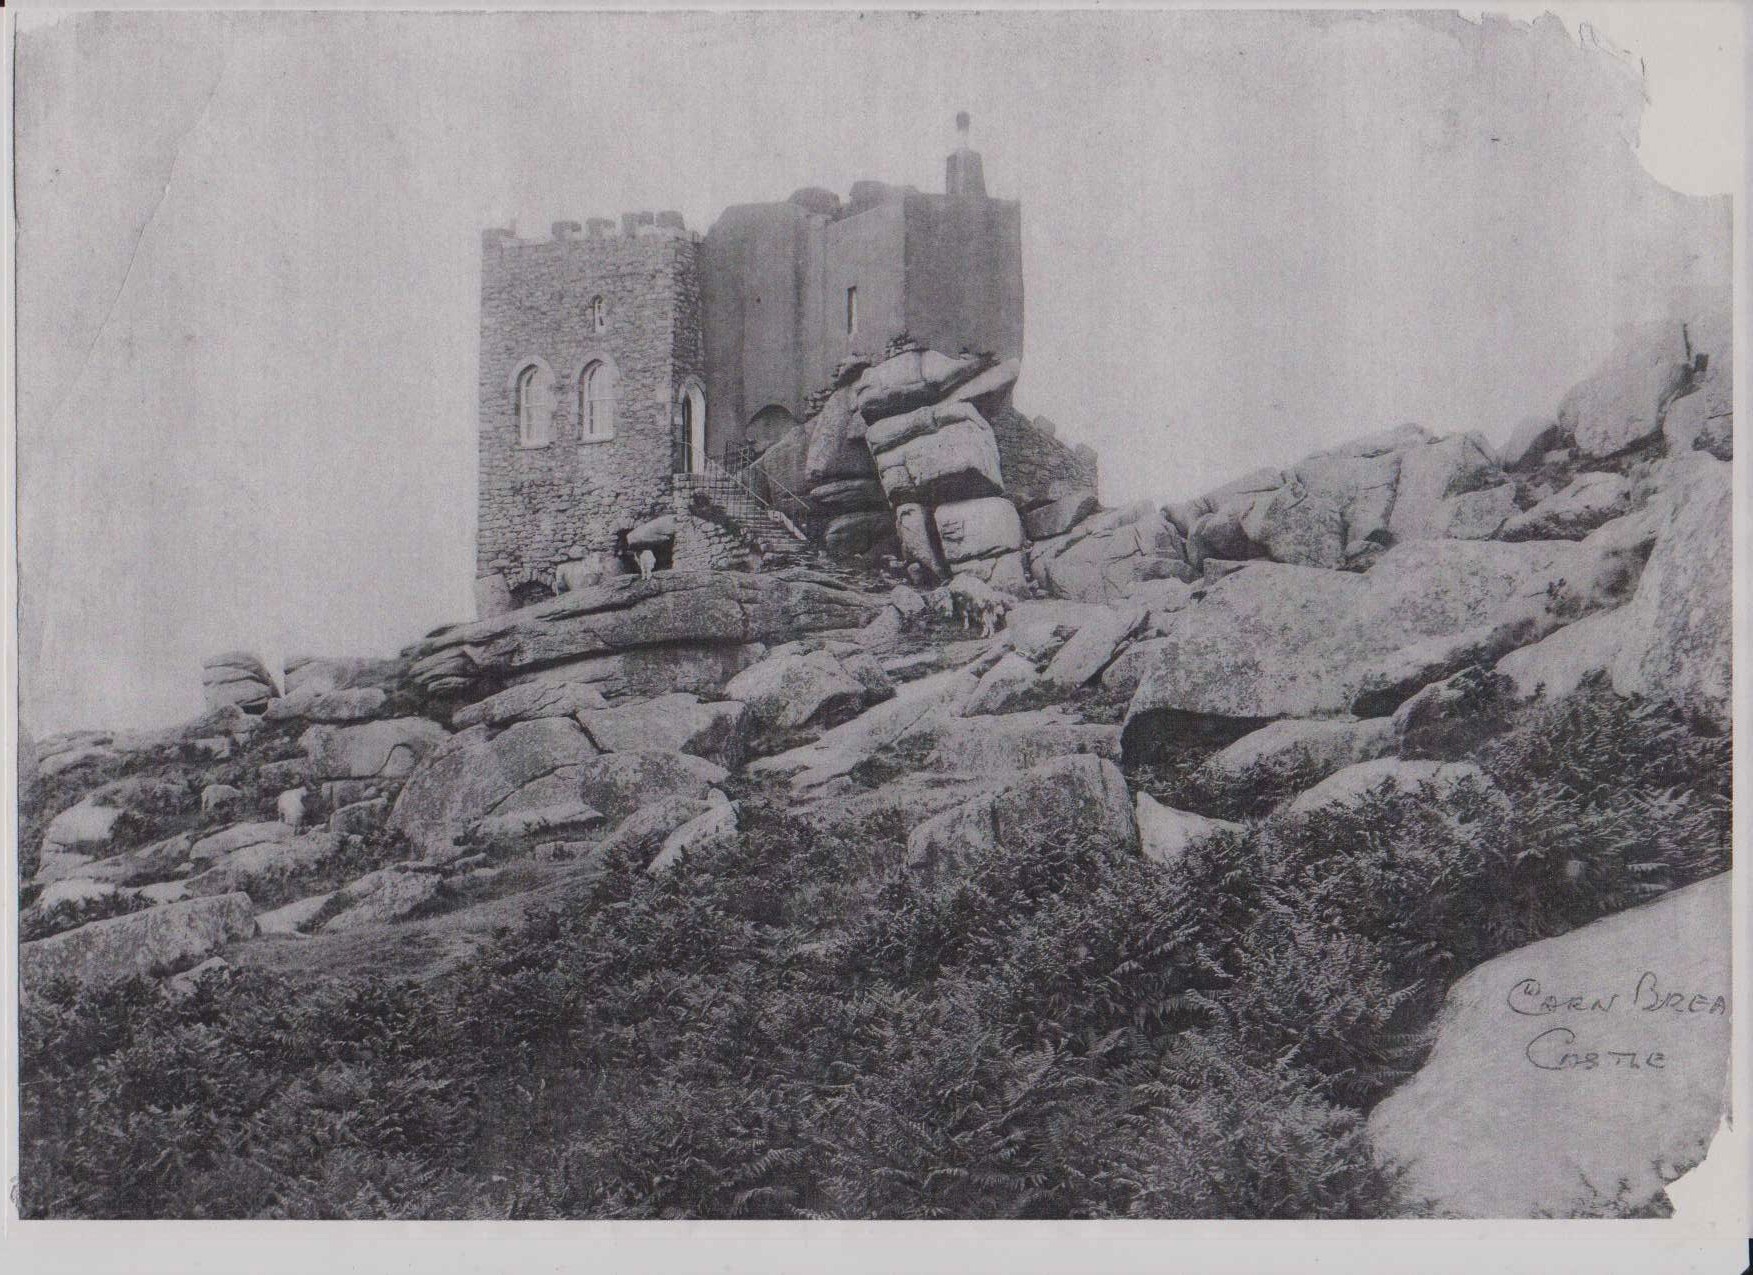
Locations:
948;575;1010;638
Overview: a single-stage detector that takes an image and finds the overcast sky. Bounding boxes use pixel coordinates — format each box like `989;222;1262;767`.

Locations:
14;6;1739;735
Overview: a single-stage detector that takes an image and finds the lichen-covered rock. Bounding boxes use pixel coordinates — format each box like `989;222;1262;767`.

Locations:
265;687;388;723
1201;716;1397;792
187;821;298;867
810;478;887;513
934;495;1023;567
866;401;1005;506
1284;757;1495;817
1559;323;1694;459
952;548;1031;597
1135;792;1239;866
853;349;990;422
300;718;449;782
1027;502;1191;602
182;828;340;901
1498;471;1630;541
1608;455;1731;727
33;851;97;883
893;502;949;580
318;868;443;932
202;651;277;714
1121;539;1579;761
1493;610;1623;703
41;800;129;855
282;655;396;699
1387;433;1509;542
646;799;739;874
1368;874;1730;1217
256;893;333;936
450;678;611;730
905;754;1138;879
1662;384;1733;461
574;750;730;824
329;796;389;836
597;796;717;867
577;693;749;769
19;893;256;999
1498;416;1561;471
914;709;1121;778
1237;480;1348;568
1661;309;1731;460
408;571;879;699
388;718;601;860
1022;491;1098;541
471;801;605;844
725;650;892;750
35;735;120;779
804;387;878;488
1041;604;1148;691
748;669;979;791
961;653;1053;717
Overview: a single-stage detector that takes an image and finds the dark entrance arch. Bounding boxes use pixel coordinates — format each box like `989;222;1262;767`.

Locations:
510;580;555;609
747;404;797;454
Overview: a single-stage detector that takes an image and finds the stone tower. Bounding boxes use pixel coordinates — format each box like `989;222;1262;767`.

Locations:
700;113;1023;462
474;215;705;617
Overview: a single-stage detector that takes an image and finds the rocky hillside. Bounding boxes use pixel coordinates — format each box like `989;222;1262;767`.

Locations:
17;299;1732;1219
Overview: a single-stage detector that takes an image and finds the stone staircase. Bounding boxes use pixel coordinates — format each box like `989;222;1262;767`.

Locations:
674;459;813;566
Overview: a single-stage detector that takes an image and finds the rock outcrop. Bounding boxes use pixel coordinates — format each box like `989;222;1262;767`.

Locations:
1119;538;1583;760
1135;792;1238;865
576;693;749;769
905;754;1139;879
407;570;880;700
867;401;1005;506
19;893;257;999
202;651;278;714
1606;455;1732;727
1026;503;1190;602
723;647;895;752
300;718;449;783
388;718;602;860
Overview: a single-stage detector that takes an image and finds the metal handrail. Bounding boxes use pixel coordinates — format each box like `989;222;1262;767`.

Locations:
728;455;815;521
677;447;810;542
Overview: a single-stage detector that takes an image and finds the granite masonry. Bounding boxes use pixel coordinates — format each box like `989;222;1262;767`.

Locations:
474;115;1093;618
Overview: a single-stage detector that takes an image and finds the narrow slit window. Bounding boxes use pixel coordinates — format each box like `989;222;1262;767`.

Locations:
846;285;858;336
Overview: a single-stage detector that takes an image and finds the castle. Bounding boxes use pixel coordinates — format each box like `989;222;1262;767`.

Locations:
474;115;1074;618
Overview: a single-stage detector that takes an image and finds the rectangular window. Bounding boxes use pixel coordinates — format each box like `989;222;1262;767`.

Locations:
846;286;858;336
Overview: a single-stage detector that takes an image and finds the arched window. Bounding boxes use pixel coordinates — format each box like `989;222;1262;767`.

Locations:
514;362;552;447
580;359;617;442
590;295;607;333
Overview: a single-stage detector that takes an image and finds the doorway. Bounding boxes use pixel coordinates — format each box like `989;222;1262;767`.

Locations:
680;381;707;474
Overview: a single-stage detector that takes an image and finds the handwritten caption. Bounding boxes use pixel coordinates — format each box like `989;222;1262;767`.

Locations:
1505;972;1727;1073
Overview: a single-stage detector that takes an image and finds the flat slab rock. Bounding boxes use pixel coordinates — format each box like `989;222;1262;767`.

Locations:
407;570;880;697
19;893;257;999
1369;874;1731;1217
1120;537;1583;761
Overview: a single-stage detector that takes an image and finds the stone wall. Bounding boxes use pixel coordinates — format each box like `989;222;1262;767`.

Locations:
988;404;1099;510
476;225;704;609
701;183;1023;461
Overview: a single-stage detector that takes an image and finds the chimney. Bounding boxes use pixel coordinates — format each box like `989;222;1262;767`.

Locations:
946;110;986;197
